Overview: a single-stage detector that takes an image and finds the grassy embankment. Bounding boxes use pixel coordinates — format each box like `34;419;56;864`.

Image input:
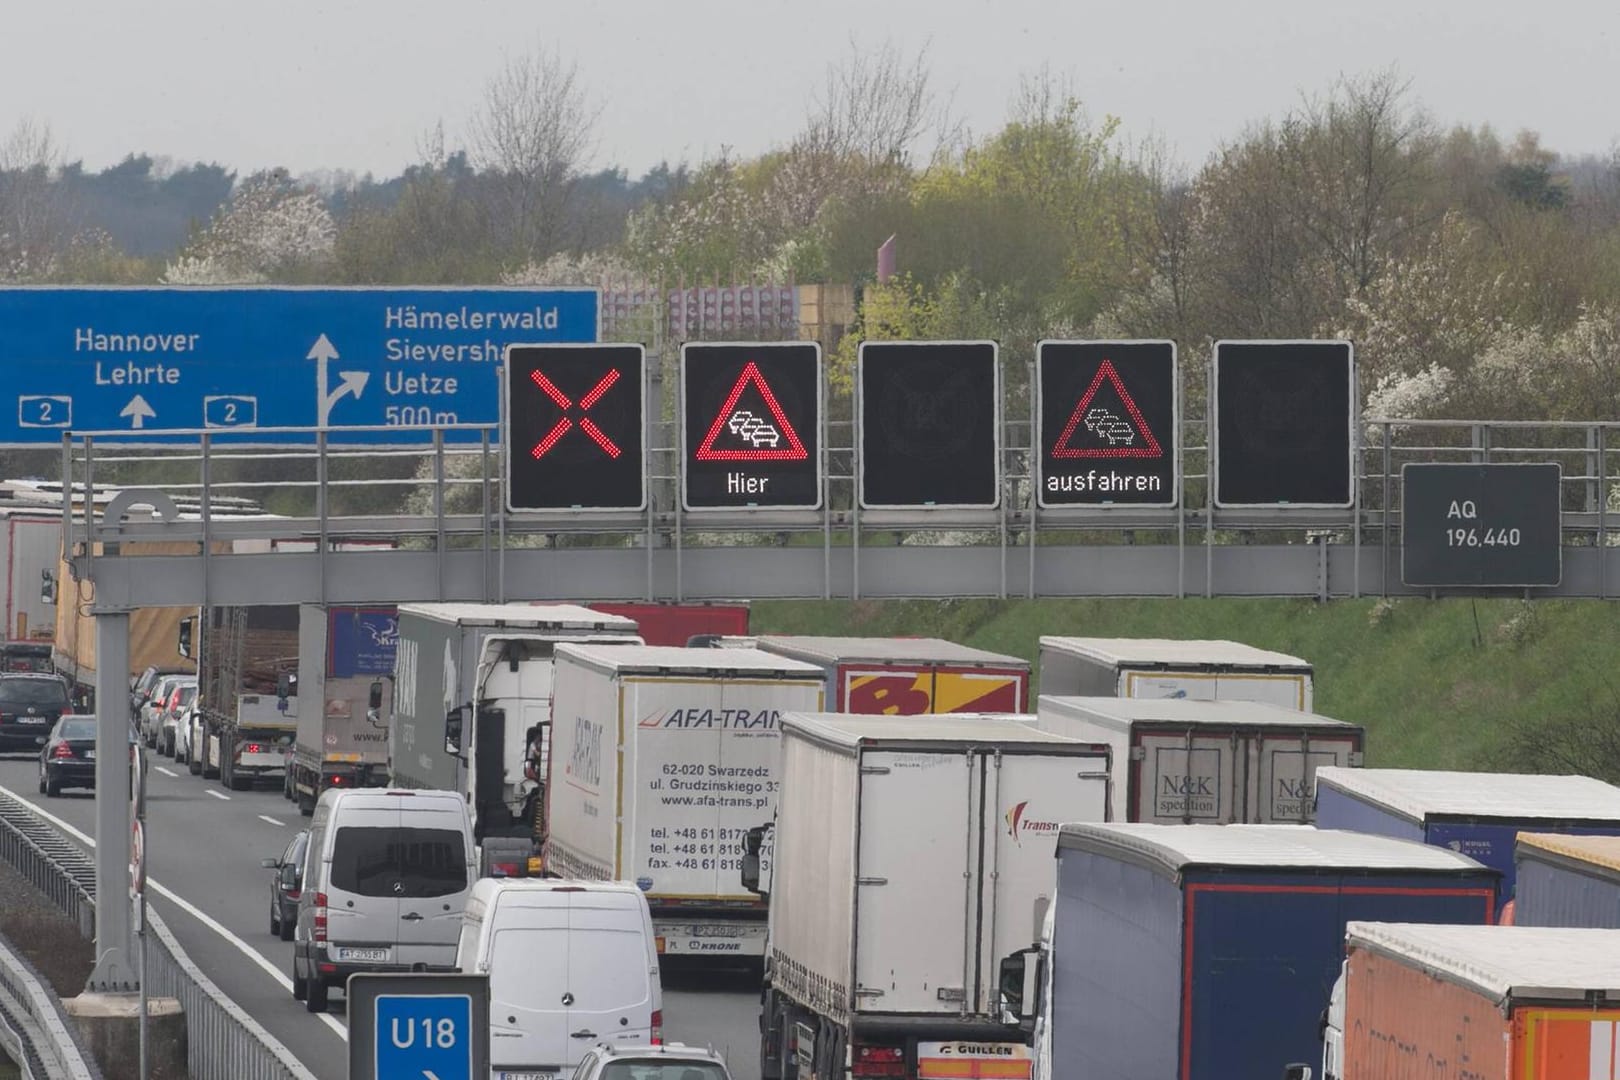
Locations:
750;597;1620;776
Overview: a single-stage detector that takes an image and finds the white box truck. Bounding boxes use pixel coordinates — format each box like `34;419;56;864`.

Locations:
390;603;643;877
544;644;825;959
750;713;1112;1080
1038;637;1314;710
1036;695;1364;824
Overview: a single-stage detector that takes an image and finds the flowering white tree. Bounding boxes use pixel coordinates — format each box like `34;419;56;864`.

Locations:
163;169;335;284
0;119;66;280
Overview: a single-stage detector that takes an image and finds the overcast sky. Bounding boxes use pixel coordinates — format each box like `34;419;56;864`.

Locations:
7;0;1618;180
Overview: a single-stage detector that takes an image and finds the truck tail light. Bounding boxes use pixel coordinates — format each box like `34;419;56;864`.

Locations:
650;1009;662;1045
313;892;328;943
852;1045;905;1077
244;742;263;754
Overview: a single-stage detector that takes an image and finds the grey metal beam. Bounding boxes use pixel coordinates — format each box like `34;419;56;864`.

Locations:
87;611;137;992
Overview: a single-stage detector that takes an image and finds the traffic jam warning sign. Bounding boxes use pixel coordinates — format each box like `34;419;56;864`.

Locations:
1038;340;1177;507
502;344;645;512
682;343;821;510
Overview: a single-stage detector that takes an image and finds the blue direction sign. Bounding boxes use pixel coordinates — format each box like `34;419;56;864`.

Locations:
376;993;473;1080
0;287;599;444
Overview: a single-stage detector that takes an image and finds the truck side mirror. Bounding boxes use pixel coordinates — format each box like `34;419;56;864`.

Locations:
741;824;772;897
1283;1066;1313;1080
445;707;465;756
276;673;292;701
368;681;384;710
178;617;194;659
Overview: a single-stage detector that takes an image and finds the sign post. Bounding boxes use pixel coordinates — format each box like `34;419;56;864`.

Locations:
857;341;1001;510
1401;463;1562;588
0;287;599;445
1037;340;1178;508
348;972;490;1080
131;748;148;1080
501;344;646;513
1212;340;1355;508
681;342;823;510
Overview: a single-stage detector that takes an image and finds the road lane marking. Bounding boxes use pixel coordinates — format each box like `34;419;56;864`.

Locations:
257;815;285;828
206;790;230;801
154;767;177;778
8;785;349;1041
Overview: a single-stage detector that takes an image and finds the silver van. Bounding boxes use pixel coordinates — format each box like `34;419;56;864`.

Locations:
292;787;475;1012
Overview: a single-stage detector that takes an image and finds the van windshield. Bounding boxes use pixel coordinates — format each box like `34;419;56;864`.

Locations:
330;827;467;898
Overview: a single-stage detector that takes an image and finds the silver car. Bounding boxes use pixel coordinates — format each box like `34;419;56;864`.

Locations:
571;1043;732;1080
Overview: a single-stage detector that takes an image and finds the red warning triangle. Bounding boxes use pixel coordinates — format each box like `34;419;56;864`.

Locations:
1052;359;1163;459
695;361;809;461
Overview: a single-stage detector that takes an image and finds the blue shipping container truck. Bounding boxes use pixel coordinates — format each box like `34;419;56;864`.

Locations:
1513;832;1620;928
1313;767;1620;903
1050;823;1498;1080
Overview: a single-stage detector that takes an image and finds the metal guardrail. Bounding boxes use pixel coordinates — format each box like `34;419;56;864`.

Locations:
0;789;318;1080
0;934;99;1079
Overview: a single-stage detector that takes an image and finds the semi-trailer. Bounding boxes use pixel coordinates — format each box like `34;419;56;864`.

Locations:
749;635;1030;714
1038;637;1314;709
1513;832;1620;929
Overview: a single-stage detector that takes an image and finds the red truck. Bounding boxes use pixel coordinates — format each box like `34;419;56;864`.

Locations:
580;602;750;646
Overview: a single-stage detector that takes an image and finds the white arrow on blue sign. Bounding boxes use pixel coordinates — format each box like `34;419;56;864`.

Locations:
0;286;599;444
375;993;474;1080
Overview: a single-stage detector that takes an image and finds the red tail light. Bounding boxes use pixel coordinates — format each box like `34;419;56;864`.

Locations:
285;889;301;901
313;891;328;943
60;704;73;716
245;743;263;754
852;1045;906;1077
330;775;344;785
650;1009;662;1045
51;743;75;759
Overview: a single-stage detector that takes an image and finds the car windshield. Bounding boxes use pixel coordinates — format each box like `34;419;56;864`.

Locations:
600;1063;728;1080
57;719;95;740
0;679;68;706
330;826;467;898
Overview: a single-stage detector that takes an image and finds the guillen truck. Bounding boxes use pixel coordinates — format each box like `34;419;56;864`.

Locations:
544;644;825;958
287;605;397;814
389;603;642;877
749;713;1113;1080
195;604;300;790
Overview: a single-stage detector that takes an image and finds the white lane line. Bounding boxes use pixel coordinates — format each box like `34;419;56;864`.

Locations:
10;787;348;1041
154;767;178;778
257;815;285;828
205;790;231;801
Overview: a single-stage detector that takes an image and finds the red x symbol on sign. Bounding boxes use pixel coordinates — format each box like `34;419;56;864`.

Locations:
529;368;623;459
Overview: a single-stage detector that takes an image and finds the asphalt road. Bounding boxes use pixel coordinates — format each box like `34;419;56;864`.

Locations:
0;749;763;1080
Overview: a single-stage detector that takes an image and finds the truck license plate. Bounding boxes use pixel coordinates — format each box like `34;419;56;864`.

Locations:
500;1072;560;1080
335;947;388;963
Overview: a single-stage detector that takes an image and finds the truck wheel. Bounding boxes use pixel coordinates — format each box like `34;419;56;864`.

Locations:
188;748;201;775
298;790;315;817
203;741;220;780
229;772;250;792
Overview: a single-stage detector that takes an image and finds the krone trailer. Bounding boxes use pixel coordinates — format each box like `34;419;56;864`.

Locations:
1036;695;1363;824
1038;637;1313;709
1339;922;1620;1080
287;605;397;812
544;644;825;958
754;713;1112;1080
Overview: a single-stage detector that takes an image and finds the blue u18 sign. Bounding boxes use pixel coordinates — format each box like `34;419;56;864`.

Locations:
375;994;473;1080
0;286;599;444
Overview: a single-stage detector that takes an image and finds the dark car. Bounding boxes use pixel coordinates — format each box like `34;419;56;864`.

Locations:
0;673;73;753
38;715;98;796
0;643;53;674
262;829;308;942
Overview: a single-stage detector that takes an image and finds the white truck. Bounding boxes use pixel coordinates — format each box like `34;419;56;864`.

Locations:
1038;637;1315;710
544;644;825;959
1035;695;1364;824
747;713;1113;1080
389;603;643;877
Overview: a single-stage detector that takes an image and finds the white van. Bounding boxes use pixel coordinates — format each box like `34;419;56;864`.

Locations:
292;788;476;1013
456;879;663;1078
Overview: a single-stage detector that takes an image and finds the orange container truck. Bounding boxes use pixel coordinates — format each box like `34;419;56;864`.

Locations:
1339;921;1620;1080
